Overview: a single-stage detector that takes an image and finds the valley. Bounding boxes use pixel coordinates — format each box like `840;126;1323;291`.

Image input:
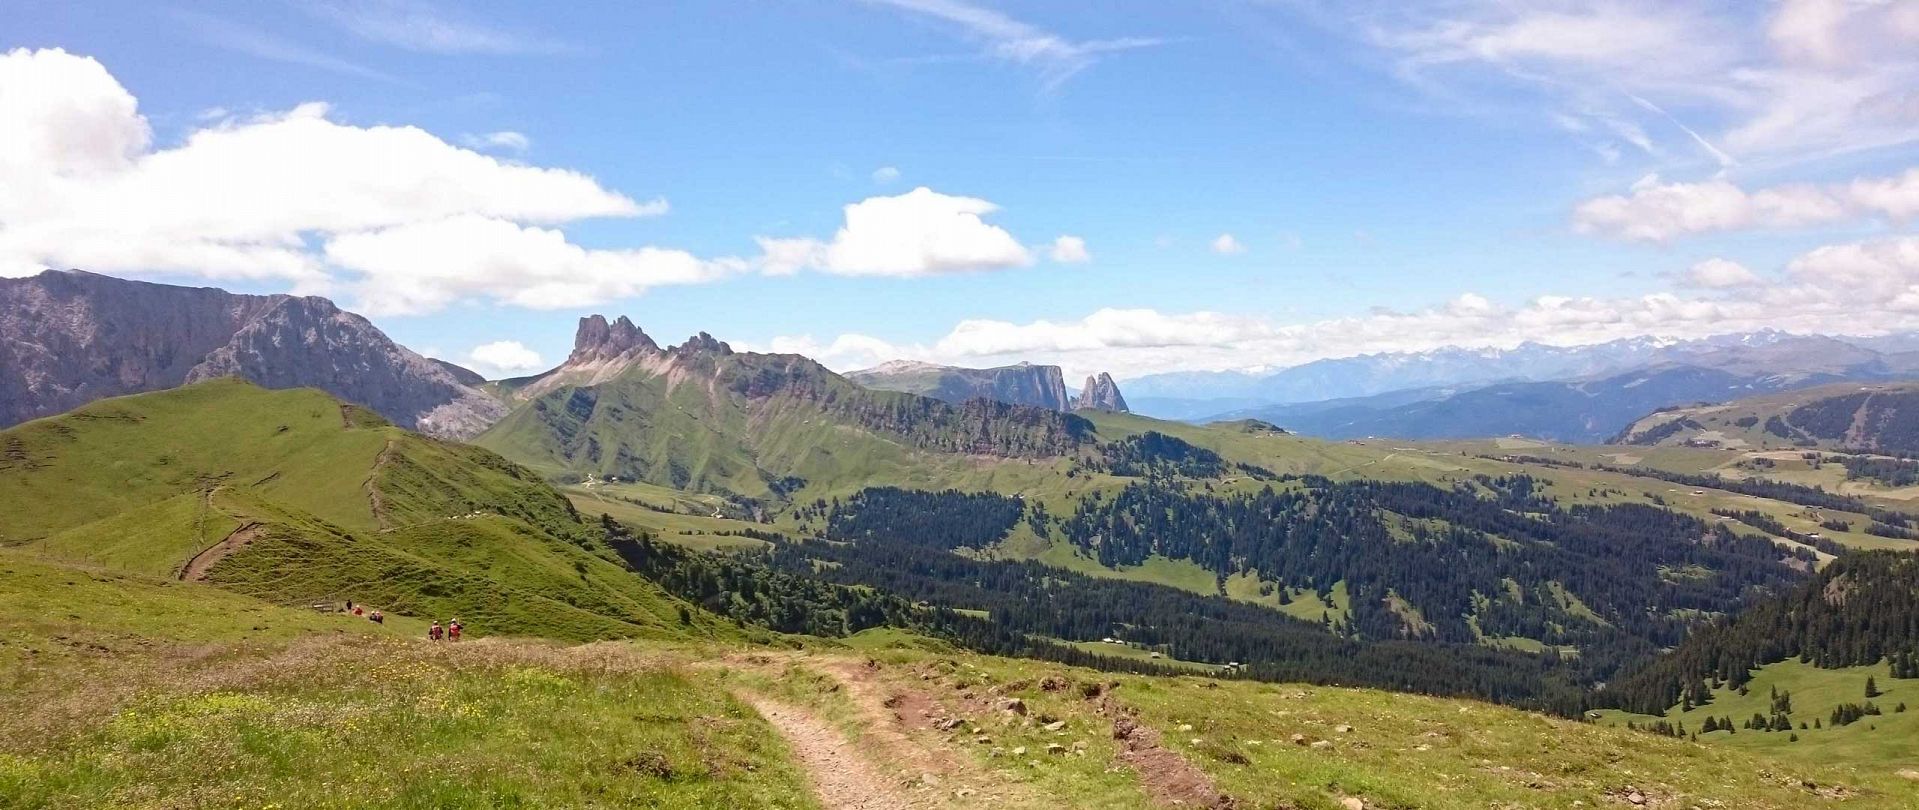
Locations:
4;288;1919;807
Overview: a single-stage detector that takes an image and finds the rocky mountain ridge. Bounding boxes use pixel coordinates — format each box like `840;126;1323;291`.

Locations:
0;270;503;438
847;360;1076;412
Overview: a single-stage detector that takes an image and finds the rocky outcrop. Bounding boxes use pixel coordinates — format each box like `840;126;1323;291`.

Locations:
570;314;660;363
0;270;503;438
847;361;1074;412
1074;372;1130;413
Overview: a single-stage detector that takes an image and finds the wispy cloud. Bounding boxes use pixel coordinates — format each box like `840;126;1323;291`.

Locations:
864;0;1161;88
306;0;568;55
177;10;399;83
1283;1;1919;169
461;131;531;153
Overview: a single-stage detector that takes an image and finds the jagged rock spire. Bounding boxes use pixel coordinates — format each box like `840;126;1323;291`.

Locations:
1074;372;1129;413
570;315;659;363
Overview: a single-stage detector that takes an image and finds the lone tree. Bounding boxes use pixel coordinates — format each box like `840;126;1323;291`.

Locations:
1866;676;1881;698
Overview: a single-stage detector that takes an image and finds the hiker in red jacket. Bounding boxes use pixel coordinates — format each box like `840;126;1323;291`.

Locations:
448;619;462;642
429;620;443;641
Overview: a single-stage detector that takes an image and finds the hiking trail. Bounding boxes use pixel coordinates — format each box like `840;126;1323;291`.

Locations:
180;521;264;581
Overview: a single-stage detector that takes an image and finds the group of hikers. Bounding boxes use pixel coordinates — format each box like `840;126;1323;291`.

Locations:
343;599;383;624
339;600;463;640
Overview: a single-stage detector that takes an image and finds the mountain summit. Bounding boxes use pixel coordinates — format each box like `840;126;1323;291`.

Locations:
1074;372;1130;412
0;270;503;437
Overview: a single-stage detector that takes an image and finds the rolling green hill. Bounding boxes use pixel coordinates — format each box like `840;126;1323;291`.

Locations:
0;379;723;642
1612;380;1919;453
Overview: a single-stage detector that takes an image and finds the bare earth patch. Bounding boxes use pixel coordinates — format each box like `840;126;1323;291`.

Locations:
179;521;264;581
739;691;918;810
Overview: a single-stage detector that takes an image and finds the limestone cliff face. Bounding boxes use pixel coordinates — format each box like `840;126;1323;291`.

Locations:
0;270;503;437
1073;372;1130;413
846;361;1074;412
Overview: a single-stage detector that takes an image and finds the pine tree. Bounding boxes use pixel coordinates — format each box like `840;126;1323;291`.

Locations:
1866;676;1880;698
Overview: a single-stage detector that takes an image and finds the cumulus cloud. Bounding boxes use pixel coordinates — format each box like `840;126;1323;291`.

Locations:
755;187;1034;277
0;47;734;314
1048;235;1090;263
1684;258;1761;289
1574;169;1918;241
770;236;1919;379
1211;233;1246;255
324;215;746;315
465;340;545;377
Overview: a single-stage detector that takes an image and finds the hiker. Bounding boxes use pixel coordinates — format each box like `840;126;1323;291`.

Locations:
345;599;354;613
353;605;364;617
448;619;462;642
368;610;384;624
429;621;443;641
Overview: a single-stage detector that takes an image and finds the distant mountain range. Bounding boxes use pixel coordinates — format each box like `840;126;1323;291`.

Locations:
10;269;1919;449
1128;330;1916;419
0;270;503;437
1120;331;1919;443
847;360;1130;413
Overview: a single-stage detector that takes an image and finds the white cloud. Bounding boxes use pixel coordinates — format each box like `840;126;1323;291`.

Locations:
772;236;1919;379
465;340;545;377
1574;169;1919;241
872;165;901;184
1684;258;1761;289
755;186;1034;277
324;215;746;315
0;47;720;313
462;130;530;152
1048;235;1090;263
1211;233;1246;255
865;0;1161;88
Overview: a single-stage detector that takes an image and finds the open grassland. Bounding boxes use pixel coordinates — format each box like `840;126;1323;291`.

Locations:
1596;658;1919;775
0;554;815;810
804;632;1919;809
8;549;1919;809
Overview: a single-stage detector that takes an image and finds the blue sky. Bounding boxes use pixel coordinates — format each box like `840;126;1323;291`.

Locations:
3;1;1917;379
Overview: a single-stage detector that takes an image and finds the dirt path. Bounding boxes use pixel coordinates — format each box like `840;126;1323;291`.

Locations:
739;692;918;810
179;521;264;581
1095;695;1234;809
365;438;398;530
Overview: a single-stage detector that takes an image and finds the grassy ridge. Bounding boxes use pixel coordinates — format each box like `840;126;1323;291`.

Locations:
0;551;815;810
0;380;721;643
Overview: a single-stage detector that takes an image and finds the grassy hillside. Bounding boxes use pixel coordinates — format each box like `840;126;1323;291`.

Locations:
1596;658;1919;774
0;379;723;642
0;551;816;810
1612;380;1919;452
8;547;1915;808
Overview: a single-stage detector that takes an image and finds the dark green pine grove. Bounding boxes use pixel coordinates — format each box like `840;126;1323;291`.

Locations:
1056;474;1805;665
1600;551;1919;715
